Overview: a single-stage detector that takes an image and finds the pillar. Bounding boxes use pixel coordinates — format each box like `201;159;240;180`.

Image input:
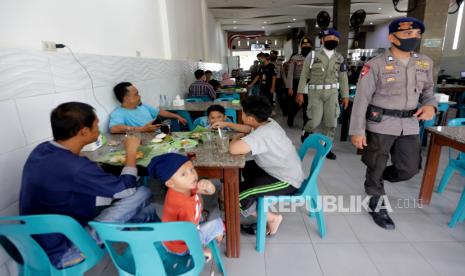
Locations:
333;0;351;59
407;0;450;80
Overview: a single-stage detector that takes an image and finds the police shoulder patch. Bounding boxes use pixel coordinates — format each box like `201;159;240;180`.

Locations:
360;64;371;78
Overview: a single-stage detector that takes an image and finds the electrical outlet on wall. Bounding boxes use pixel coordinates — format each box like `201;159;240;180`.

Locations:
42;41;57;51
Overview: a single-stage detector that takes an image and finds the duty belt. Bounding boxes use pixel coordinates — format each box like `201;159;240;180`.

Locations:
308;83;339;90
368;105;417;118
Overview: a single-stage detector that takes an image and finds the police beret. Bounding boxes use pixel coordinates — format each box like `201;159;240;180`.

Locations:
389;17;425;34
300;36;311;45
321;28;340;38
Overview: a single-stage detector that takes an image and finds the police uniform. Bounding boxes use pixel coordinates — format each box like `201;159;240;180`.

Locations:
349;18;437;229
297;30;349;141
287;36;313;126
271;58;287;114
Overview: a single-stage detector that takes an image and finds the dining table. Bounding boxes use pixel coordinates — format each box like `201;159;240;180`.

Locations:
419;126;465;204
165;101;243;124
82;131;245;258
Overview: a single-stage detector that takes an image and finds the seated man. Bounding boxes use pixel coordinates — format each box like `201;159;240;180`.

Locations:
109;82;187;134
20;102;159;269
187;70;216;100
220;72;236;87
205;70;221;91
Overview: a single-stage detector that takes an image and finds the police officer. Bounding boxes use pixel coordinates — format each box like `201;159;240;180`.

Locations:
270;50;287;114
296;29;349;160
248;53;276;104
286;36;313;127
349;18;437;230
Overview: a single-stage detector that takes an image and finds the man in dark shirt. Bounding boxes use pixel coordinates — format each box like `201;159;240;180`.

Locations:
248;53;276;104
20;102;158;268
188;69;216;100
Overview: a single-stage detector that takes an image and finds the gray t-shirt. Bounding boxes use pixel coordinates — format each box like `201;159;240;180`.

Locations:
241;119;304;188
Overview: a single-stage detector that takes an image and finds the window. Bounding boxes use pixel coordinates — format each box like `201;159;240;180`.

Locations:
452;3;464;50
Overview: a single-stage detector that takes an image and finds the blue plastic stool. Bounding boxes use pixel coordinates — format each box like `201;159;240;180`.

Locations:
89;221;226;276
419;102;450;146
218;93;240;100
255;134;332;253
214;97;235;102
185;97;210;103
0;215;105;276
434;118;465;227
171;110;193;130
225;109;237;123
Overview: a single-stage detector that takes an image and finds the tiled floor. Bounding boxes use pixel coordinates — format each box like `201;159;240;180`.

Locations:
88;109;465;276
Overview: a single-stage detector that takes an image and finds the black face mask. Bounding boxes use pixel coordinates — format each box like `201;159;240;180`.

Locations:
301;47;311;57
324;40;338;50
393;35;421;52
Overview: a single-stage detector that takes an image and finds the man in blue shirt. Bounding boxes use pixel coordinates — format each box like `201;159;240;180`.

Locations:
20;102;159;268
109;82;187;133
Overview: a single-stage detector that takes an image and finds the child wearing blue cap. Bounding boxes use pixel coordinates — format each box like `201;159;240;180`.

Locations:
148;153;224;261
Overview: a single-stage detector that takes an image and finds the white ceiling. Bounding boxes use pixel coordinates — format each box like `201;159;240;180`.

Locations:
207;0;408;35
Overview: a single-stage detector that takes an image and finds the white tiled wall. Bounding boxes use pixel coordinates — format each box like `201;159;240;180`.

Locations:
0;47;225;274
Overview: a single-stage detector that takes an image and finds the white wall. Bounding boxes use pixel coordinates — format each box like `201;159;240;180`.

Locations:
440;7;465;77
0;0;227;273
0;0;167;58
365;22;391;50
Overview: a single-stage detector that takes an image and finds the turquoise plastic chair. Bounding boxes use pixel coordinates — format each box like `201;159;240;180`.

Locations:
89;221;226;276
214;97;235;102
171;110;193;130
225;109;237;123
218;93;240;100
255;134;332;253
185;97;210;103
419;102;450;146
192;116;233;129
0;215;105;276
435;118;465;227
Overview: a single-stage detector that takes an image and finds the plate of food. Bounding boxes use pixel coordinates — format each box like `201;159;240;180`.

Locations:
171;139;198;149
151;138;163;143
108;150;145;164
155;133;167;139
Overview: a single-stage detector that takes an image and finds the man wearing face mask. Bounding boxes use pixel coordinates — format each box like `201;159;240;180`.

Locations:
349;18;437;230
286;36;313;127
296;29;349;160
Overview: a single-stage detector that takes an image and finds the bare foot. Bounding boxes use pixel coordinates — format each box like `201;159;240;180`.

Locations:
203;247;212;262
267;214;283;236
197;179;216;195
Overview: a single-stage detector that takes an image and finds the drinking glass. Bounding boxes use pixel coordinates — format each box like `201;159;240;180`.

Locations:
161;120;171;134
216;135;229;153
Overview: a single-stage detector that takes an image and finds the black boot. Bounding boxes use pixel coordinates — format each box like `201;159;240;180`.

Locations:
368;196;395;230
326;151;337;160
300;131;311;143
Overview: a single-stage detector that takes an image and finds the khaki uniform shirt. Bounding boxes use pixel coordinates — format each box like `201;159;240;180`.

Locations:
297;50;349;98
349;49;437;136
286;54;306;89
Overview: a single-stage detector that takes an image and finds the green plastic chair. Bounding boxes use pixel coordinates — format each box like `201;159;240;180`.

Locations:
0;215;105;276
89;221;226;276
255;134;332;253
218;93;240;100
185;97;210;103
214;97;235;102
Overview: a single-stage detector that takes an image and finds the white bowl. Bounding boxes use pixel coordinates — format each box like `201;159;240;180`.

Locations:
155;133;167;139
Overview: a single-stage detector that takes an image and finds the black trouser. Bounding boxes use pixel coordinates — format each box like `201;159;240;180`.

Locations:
362;131;422;196
275;78;287;115
259;84;273;105
287;79;309;126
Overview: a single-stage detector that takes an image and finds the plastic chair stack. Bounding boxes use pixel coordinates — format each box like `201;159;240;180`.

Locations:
255;134;332;253
435;118;465;228
419;102;450;146
0;215;105;276
89;221;226;276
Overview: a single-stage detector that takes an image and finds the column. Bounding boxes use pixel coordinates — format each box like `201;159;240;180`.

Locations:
407;0;450;80
333;0;351;59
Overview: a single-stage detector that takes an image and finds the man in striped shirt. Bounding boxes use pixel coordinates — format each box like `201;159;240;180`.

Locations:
188;69;216;100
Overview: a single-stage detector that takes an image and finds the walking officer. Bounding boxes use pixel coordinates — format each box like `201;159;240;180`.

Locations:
286;36;312;127
349;17;437;230
296;29;350;160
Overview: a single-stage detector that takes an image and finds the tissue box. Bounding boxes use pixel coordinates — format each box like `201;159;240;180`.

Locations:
82;133;105;152
173;99;184;106
434;93;449;103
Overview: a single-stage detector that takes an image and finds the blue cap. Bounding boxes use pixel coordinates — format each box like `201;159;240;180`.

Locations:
321;28;340;38
389;17;425;34
147;153;190;182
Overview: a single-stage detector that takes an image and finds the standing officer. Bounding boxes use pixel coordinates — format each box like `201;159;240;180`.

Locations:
349;17;437;230
286;36;313;127
296;29;349;160
248;53;276;105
